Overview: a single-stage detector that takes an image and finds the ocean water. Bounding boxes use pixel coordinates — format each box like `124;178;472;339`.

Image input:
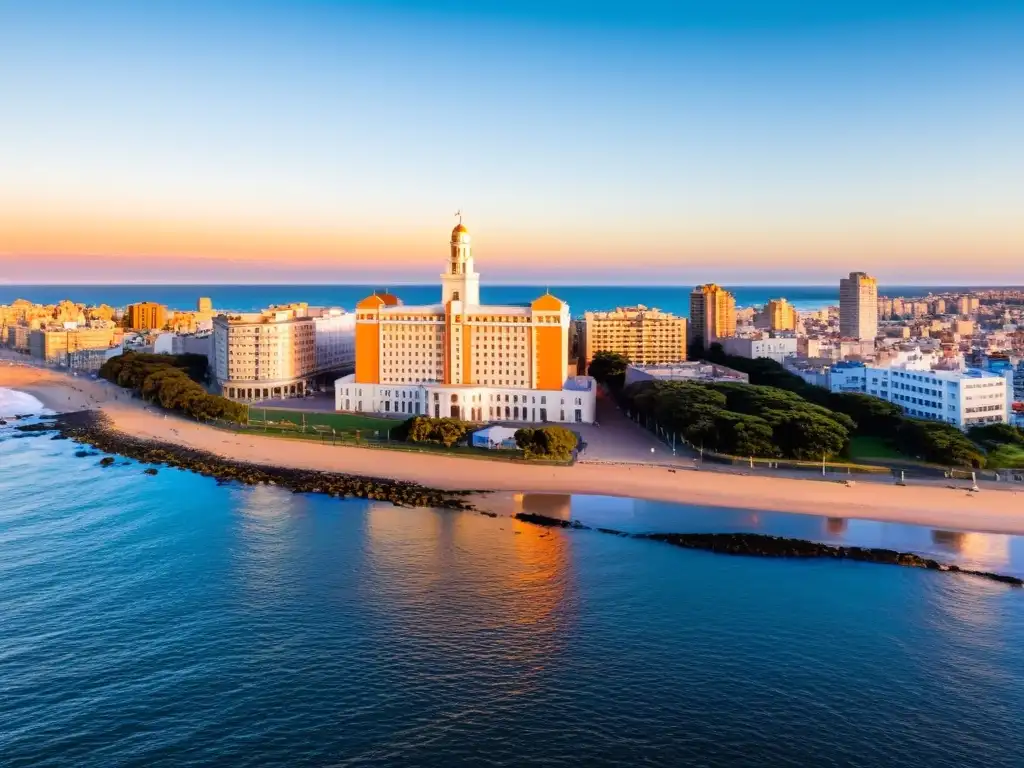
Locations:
0;283;990;316
3;393;1024;767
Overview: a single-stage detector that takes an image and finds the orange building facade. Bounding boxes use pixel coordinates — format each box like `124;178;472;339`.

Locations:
335;221;595;424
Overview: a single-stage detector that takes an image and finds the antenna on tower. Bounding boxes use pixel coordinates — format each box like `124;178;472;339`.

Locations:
455;209;462;225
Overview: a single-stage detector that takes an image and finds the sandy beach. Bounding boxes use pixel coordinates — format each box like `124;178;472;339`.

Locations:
3;361;1024;534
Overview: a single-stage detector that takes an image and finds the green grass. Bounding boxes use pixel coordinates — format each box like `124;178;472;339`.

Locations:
847;435;909;461
249;407;399;436
985;443;1024;470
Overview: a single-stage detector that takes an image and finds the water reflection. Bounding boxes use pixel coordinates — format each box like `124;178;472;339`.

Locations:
561;495;1024;578
826;518;848;535
931;531;1011;569
363;502;575;674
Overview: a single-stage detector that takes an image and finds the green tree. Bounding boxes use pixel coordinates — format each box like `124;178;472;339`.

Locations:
588;351;630;393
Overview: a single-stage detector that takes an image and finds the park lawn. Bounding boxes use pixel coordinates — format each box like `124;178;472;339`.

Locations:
253;408;399;436
985;443;1024;470
847;435;909;462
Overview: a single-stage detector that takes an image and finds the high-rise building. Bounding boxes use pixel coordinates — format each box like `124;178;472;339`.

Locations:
957;295;980;315
334;219;595;424
582;305;687;368
126;302;167;331
689;284;736;348
839;272;878;341
211;306;316;401
197;297;213;314
764;298;797;332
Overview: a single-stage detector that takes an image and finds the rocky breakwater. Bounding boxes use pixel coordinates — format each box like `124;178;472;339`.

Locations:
512;513;1024;588
55;410;478;511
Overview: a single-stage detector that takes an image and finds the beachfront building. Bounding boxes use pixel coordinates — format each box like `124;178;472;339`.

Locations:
211;306;316;401
839;272;878;341
689;284;736;348
581;305;687;369
334;219;596;424
27;324;123;369
126;302;168;331
212;304;357;401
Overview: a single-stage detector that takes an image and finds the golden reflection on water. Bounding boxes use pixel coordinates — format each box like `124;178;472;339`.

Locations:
930;531;1011;569
363;497;574;672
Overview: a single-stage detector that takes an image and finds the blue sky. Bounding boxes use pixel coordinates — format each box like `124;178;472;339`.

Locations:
0;0;1021;284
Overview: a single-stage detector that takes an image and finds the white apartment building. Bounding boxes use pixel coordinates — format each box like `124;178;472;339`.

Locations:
313;308;356;372
212;307;316;401
839;272;878;341
826;362;1011;429
720;336;798;365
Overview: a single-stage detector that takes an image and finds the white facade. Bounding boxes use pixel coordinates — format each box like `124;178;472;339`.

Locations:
828;364;1011;428
720;336;798;365
313;308;355;372
334;374;596;425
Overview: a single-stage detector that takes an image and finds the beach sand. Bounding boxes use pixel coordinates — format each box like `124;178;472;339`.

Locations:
3;361;1023;534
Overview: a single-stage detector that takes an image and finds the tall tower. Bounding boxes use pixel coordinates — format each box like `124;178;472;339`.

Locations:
839;272;878;341
441;217;480;305
689;284;736;348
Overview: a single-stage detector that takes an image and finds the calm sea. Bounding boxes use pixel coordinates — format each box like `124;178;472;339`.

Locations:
3;390;1024;767
0;284;990;315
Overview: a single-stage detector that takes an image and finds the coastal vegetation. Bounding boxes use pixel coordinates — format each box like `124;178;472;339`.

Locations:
514;426;578;461
99;352;247;423
591;346;1017;469
400;416;474;447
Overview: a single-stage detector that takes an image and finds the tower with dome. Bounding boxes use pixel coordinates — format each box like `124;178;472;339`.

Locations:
334;218;595;424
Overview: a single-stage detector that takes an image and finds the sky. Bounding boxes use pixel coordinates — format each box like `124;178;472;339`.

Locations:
0;0;1022;284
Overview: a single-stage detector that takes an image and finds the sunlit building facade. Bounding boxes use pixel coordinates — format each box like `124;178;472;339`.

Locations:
334;221;595;423
689;283;736;348
581;305;687;368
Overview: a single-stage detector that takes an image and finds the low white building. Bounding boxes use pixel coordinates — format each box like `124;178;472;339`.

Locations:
720;335;798;365
826;363;1011;429
334;375;596;424
312;308;355;373
624;362;749;387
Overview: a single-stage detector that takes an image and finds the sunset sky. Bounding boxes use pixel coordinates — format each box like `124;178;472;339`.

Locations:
1;0;1022;284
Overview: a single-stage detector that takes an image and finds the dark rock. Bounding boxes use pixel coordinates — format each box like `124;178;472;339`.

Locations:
143;468;158;476
99;456;116;467
0;419;7;425
479;510;498;518
511;513;1022;589
51;434;69;440
14;423;55;433
50;410;477;513
74;449;92;458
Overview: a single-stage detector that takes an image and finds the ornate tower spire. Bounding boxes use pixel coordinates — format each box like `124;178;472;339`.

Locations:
442;215;480;305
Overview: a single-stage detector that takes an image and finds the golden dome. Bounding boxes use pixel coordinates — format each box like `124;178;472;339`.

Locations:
452;223;469;235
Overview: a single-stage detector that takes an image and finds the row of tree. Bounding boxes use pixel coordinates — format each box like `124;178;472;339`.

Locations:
624;378;852;460
588;348;997;468
99;352;247;424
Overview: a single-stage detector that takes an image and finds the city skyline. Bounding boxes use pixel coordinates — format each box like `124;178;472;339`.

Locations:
2;1;1022;283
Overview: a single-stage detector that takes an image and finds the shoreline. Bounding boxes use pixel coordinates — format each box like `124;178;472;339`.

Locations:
4;361;1024;535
